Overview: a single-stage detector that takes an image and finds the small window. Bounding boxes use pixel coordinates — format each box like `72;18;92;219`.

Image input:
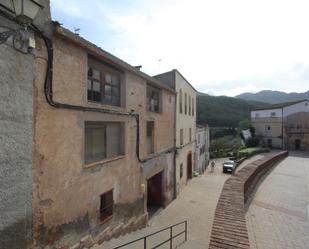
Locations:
255;113;260;118
147;85;160;112
189;96;191;116
265;125;271;131
305;102;308;107
180;163;183;178
184;93;187;115
189;128;192;143
192;97;194;116
147;121;154;154
270;112;276;117
198;134;200;144
180;129;184;146
85;122;124;164
87;59;121;106
179;89;183;114
100;190;113;222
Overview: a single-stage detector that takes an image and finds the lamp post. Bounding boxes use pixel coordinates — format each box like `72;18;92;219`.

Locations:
0;0;43;47
11;0;43;23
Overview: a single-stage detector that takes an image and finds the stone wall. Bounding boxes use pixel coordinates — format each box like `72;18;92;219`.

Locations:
0;15;34;249
208;151;288;249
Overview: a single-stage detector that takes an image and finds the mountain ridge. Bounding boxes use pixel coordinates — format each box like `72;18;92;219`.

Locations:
235;90;309;104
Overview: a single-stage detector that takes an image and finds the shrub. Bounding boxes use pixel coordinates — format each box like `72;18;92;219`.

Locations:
245;137;259;147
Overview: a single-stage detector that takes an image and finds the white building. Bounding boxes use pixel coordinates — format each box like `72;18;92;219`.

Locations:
195;125;210;174
155;70;197;195
251;99;309;150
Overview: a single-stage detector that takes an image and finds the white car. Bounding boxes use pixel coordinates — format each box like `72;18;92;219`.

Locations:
222;160;236;173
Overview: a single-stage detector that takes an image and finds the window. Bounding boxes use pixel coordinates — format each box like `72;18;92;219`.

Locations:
100;190;113;222
198;134;200;144
189;96;191;115
85;122;124;164
265;125;271;131
87;59;121;106
189;128;192;142
184;93;187;115
305;102;308;107
192;97;194;116
270;112;276;117
179;89;183;114
180;163;183;178
147;121;154;154
255;113;260;118
147;85;160;112
180;129;184;146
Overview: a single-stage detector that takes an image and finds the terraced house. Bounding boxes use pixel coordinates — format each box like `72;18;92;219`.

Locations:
155;70;197;194
0;2;176;248
32;24;177;248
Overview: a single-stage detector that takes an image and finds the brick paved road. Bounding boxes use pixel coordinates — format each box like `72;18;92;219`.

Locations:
246;151;309;249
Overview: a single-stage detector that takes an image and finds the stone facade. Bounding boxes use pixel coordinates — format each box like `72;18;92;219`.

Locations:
0;1;51;248
32;25;176;248
155;70;197;195
195;125;210;174
251;100;309;150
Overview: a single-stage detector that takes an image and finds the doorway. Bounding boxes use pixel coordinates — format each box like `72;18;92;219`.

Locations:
147;171;163;217
295;139;301;150
187;152;192;181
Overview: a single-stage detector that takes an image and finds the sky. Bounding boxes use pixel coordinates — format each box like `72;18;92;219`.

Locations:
50;0;309;96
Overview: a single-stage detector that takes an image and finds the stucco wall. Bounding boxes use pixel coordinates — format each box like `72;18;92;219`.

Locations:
195;127;208;173
284;112;309;150
0;17;34;249
33;34;175;247
174;71;196;193
252;117;283;148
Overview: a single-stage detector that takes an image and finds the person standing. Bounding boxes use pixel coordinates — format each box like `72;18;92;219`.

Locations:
211;161;216;173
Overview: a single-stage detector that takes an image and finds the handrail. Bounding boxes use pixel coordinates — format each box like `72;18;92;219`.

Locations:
113;220;188;249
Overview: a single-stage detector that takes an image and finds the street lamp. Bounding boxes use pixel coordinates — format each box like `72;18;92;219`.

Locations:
12;0;43;23
0;0;43;22
0;0;43;49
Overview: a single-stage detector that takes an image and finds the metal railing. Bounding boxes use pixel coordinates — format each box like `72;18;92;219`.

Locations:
113;220;187;249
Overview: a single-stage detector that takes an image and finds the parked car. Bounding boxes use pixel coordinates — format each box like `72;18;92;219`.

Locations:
223;160;236;173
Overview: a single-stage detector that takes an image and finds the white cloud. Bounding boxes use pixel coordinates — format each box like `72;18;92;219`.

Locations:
51;0;309;96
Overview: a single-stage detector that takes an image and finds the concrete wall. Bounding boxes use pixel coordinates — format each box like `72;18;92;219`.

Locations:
33;33;175;248
0;16;34;249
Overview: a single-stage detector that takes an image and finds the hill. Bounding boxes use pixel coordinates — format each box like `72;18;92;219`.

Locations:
197;93;270;127
236;90;309;104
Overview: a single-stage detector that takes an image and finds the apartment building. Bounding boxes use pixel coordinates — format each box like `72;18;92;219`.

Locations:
155;70;197;194
195;125;210;174
251;99;309;150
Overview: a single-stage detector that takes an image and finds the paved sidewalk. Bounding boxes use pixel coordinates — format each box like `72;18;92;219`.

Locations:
246;151;309;249
93;153;273;249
